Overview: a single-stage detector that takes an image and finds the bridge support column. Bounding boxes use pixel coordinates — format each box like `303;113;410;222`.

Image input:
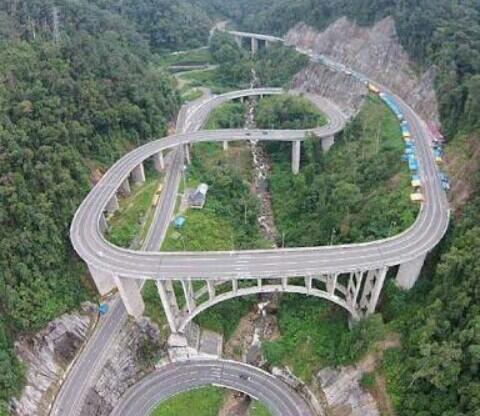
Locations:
360;267;388;314
206;280;216;300
157;280;179;333
120;178;131;196
396;254;426;289
106;194;119;213
113;276;145;319
292;140;301;175
184;144;191;165
181;279;196;314
234;35;242;48
99;214;108;234
322;135;334;152
305;276;313;294
251;38;258;55
257;278;262;288
153;151;165;171
232;279;238;294
223;141;229;151
131;162;145;185
88;264;116;295
346;270;364;310
265;40;271;49
326;273;338;295
281;277;288;290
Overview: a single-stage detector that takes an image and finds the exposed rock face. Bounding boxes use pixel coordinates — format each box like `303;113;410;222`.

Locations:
11;303;97;416
286;17;439;124
80;317;164;416
317;366;380;416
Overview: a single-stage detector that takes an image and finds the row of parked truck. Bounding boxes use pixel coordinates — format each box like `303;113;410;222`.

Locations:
298;47;450;198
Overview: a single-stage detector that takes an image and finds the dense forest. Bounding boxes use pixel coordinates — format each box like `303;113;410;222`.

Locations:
1;0;479;415
0;0;213;411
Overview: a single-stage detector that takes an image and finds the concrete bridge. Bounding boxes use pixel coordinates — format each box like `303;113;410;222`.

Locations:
226;29;284;54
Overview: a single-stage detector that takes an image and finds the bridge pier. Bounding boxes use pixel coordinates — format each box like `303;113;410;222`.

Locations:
131;162;145;185
119;178;131;196
223;141;229;151
88;264;116;296
181;279;196;314
251;37;258;55
106;195;119;213
359;267;388;314
99;214;108;234
206;280;216;300
292;140;301;174
396;253;426;289
157;280;180;333
322;135;334;152
114;276;144;319
153;151;165;171
234;35;242;48
184;144;191;165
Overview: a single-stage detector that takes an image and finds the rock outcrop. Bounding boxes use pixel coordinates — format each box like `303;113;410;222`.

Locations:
80;317;164;416
11;303;97;416
286;17;439;124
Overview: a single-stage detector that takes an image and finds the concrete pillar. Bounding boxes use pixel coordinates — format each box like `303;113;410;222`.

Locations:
265;40;271;49
326;273;338;295
292;140;301;175
360;267;388;314
106;194;119;213
206;280;216;300
223;141;229;151
88;264;116;295
131;162;145;185
235;35;242;48
113;276;145;318
184;144;191;165
396;254;426;289
157;280;179;332
232;279;238;294
346;270;364;309
305;276;313;294
257;278;262;288
120;178;131;196
181;279;195;314
153;151;165;171
281;277;288;290
99;214;108;234
251;37;258;55
322;135;334;153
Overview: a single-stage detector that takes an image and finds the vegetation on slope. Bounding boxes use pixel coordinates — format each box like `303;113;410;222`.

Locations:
265;95;416;247
256;95;327;130
204;101;246;130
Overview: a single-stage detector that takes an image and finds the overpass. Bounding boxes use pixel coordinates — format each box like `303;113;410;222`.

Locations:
225;30;284;54
70;80;449;336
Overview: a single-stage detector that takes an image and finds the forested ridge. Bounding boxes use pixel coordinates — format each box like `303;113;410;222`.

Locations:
0;0;213;410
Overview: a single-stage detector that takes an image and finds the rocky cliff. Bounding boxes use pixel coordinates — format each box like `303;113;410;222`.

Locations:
286;17;439;124
11;303;97;416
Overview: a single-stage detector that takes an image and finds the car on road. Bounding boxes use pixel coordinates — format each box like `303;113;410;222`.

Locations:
239;374;251;381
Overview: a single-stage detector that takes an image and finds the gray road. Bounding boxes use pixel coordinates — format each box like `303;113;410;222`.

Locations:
69;86;448;281
50;92;209;416
111;360;313;416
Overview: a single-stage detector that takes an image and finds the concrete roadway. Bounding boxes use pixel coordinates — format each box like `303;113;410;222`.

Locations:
111;360;313;416
70;86;449;281
50;92;209;416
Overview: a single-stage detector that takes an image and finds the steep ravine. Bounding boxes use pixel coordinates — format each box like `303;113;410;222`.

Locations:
286;16;439;125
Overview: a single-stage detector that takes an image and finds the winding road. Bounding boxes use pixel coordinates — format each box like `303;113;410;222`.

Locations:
111;360;313;416
56;28;449;416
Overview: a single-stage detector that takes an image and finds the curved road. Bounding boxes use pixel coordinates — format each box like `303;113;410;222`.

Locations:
70;85;448;281
111;360;313;416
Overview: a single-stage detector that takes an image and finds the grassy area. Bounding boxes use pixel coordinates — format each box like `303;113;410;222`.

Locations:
152;387;224;416
106;168;162;248
262;295;386;382
158;48;212;67
180;68;243;94
256;94;328;129
248;401;272;416
204;101;246;129
265;95;418;247
181;87;204;102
